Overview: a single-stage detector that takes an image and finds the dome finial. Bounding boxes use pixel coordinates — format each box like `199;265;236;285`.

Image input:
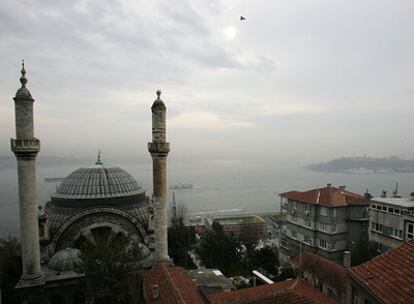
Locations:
156;89;161;99
20;59;28;88
95;150;103;165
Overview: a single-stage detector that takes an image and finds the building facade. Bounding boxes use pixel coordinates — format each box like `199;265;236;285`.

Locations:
369;195;414;253
279;184;369;265
204;215;265;243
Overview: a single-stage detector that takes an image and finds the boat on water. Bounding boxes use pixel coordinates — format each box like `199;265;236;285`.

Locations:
44;177;65;182
169;183;193;190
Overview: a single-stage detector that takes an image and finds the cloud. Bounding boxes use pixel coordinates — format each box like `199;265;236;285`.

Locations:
261;103;324;116
169;111;254;129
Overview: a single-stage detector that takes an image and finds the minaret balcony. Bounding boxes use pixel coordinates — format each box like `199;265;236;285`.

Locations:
148;142;170;154
10;138;40;153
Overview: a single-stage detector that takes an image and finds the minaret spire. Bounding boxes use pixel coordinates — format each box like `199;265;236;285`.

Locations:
20;59;28;88
10;62;43;287
148;89;170;262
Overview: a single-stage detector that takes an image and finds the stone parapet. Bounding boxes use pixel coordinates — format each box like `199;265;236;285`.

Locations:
148;142;170;155
11;138;40;158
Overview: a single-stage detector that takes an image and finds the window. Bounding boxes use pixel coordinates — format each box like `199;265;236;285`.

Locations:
304;237;313;245
395;208;401;214
407;223;414;240
305;219;312;227
331;224;337;233
320;207;328;216
319;223;328;231
388;207;394;213
331;241;336;250
333;208;337;217
352;287;360;304
292;201;297;209
291;230;297;239
319;239;328;249
382;205;387;212
371;204;377;209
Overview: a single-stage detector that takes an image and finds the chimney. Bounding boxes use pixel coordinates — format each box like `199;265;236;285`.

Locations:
152;284;159;300
380;190;387;198
339;185;346;190
364;189;372;200
327;183;332;188
343;251;351;268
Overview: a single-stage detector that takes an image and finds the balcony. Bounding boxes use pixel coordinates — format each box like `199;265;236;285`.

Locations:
10;138;40;155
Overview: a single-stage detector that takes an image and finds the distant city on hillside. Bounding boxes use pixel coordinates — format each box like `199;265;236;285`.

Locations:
309;156;414;173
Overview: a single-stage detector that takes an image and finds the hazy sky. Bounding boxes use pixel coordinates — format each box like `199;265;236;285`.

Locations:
1;0;414;168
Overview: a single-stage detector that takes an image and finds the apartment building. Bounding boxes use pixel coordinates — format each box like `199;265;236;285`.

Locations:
369;194;414;253
204;215;265;243
279;184;369;264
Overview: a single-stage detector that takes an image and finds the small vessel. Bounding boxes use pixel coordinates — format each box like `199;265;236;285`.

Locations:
169;183;193;190
44;177;65;182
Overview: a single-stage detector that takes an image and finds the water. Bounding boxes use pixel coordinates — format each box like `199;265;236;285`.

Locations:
1;161;414;239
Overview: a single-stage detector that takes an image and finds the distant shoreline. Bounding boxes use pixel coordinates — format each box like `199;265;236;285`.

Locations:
309;156;414;174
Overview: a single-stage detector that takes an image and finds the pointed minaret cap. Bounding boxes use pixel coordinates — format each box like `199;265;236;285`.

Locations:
15;59;33;100
151;89;166;111
95;150;103;165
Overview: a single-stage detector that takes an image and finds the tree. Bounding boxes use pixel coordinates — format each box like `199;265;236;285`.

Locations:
168;206;197;269
0;236;21;304
79;234;144;304
351;240;378;266
196;221;244;276
247;246;279;278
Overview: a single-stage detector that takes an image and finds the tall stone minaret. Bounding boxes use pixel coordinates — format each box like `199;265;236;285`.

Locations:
11;61;43;283
148;90;170;262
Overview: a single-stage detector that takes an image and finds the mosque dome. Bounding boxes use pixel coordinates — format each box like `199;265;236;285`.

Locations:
48;248;82;272
51;164;144;200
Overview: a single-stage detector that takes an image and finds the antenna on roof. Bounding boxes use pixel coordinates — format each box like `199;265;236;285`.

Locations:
392;182;401;198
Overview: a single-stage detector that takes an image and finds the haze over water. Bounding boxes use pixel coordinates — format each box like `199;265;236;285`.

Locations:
2;159;414;239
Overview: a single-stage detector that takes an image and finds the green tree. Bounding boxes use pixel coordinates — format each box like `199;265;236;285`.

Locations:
168;207;197;269
0;236;21;304
79;234;144;304
351;240;378;266
196;221;244;276
247;246;279;278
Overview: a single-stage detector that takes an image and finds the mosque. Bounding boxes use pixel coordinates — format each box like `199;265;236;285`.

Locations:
10;62;170;303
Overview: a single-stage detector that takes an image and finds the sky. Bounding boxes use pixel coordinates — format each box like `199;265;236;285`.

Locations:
1;0;414;168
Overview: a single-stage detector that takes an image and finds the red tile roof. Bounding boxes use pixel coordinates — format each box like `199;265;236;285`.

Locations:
291;251;347;295
280;185;368;207
209;279;337;304
143;263;205;304
349;240;414;304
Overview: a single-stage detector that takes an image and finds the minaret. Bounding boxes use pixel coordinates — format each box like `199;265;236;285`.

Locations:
10;61;43;283
148;90;170;262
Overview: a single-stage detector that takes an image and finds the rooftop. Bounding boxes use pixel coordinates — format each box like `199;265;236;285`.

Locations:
291;251;347;295
349;240;414;304
143;264;336;304
187;268;234;291
280;184;369;207
51;164;145;200
207;215;265;225
371;197;414;208
209;279;337;304
143;263;205;304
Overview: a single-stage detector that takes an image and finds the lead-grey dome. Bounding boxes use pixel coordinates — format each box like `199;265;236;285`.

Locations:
52;165;144;200
48;248;82;272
